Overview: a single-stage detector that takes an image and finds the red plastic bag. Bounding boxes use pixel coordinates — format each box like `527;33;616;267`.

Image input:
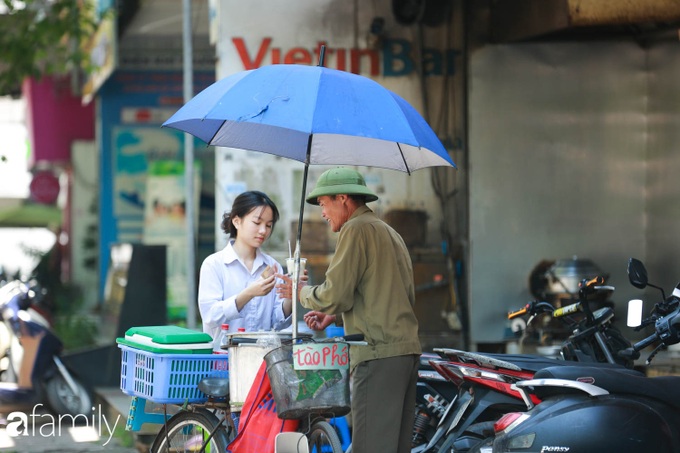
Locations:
227;361;299;453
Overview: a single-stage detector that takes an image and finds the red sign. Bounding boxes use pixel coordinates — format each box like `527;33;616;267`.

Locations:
231;37;458;77
29;171;60;205
292;343;349;370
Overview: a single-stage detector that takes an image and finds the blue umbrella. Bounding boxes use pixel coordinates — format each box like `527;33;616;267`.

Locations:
163;64;455;172
163;62;456;335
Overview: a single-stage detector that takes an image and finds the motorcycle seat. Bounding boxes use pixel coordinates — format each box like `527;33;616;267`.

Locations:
533;365;680;410
483;353;626;373
483;353;566;372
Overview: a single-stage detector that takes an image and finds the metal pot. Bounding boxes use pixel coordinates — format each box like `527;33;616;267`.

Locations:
545;256;604;295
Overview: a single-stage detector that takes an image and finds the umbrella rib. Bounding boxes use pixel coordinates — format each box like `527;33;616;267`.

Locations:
397;143;411;175
206;120;227;146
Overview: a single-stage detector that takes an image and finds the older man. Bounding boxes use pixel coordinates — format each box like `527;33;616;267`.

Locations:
280;167;421;453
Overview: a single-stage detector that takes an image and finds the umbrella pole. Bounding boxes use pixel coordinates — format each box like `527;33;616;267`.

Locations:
292;158;311;339
182;0;197;330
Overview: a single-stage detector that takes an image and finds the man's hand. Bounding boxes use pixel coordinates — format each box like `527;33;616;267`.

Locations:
275;269;308;300
303;311;336;331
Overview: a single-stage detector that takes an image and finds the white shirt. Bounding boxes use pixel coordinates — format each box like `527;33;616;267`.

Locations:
198;240;291;340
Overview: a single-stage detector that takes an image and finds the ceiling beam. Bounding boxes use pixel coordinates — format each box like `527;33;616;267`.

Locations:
490;0;680;42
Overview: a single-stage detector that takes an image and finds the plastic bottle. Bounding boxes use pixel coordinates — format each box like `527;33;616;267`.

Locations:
213;323;230;354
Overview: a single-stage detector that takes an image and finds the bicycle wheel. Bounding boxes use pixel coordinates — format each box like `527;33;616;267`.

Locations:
151;408;229;453
308;420;343;453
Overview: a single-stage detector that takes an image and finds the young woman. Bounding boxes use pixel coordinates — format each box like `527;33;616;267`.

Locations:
198;191;292;340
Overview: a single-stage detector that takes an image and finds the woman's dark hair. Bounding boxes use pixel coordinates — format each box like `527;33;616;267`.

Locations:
221;191;280;237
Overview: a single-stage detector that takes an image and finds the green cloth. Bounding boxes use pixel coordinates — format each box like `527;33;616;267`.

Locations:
300;205;421;370
295;369;343;401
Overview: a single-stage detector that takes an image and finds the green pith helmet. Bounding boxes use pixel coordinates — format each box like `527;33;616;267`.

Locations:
305;167;378;205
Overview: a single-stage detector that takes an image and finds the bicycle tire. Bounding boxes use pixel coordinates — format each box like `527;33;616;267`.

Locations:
308;419;343;453
151;408;229;453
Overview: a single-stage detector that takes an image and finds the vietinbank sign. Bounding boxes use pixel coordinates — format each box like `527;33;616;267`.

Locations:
233;38;458;76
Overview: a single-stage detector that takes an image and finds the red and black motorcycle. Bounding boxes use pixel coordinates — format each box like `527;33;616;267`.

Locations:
414;276;632;452
488;258;680;453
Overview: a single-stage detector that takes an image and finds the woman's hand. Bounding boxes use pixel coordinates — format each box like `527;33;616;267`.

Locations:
303;311;336;331
247;274;277;297
235;266;279;311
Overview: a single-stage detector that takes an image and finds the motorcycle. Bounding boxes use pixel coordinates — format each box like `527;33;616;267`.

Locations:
414;276;633;452
515;275;632;368
0;280;92;415
486;257;680;452
411;352;460;448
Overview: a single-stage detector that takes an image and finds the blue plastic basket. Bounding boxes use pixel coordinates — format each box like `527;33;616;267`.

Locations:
119;344;229;404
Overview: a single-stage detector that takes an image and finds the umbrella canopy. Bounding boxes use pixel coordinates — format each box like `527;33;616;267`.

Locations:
163;63;456;336
162;64;455;173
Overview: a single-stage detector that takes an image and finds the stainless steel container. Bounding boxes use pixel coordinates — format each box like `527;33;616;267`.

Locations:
545;256;603;295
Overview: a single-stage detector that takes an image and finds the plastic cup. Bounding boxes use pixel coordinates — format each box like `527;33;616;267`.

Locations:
286;257;307;276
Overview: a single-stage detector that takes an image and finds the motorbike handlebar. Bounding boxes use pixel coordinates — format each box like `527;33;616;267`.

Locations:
553;302;581;318
342;333;365;342
578;276;605;297
620;307;680;365
634;316;657;332
508;301;555;319
594;285;615;292
618;347;641;361
507;304;529;319
628;333;659;356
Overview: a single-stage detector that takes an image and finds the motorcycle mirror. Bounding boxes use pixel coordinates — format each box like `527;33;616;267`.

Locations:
627;258;648;289
627;299;643;327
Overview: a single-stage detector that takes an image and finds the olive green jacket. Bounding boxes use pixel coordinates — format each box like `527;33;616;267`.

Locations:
300;205;421;369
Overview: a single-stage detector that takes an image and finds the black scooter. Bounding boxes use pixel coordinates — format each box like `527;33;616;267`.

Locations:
486;258;680;453
0;280;92;415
